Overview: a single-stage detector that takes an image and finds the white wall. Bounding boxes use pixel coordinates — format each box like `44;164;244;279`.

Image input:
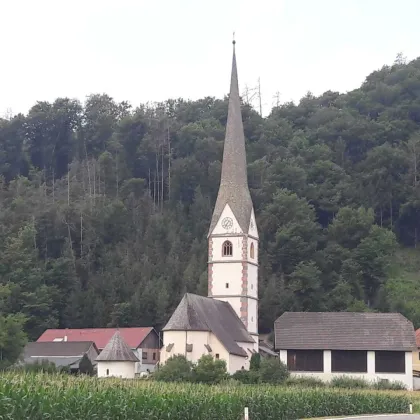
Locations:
211;262;243;295
97;361;136;379
279;350;413;390
160;330;248;374
248;209;259;238
211;204;242;235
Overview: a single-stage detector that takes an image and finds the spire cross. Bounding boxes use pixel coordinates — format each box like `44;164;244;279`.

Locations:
233;31;236;45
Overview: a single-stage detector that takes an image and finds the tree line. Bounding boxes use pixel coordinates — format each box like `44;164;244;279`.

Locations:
1;53;420;366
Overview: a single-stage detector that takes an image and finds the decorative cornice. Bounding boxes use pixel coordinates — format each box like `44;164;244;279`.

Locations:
208;259;259;267
211;294;258;301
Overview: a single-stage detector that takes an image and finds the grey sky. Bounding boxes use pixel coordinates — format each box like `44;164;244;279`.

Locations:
1;0;419;117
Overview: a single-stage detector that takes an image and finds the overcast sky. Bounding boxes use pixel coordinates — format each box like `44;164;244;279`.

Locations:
1;0;419;117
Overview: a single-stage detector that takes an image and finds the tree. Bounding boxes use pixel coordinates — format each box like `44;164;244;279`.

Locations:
258;358;289;384
79;354;94;375
191;354;227;384
153;355;192;382
250;353;261;371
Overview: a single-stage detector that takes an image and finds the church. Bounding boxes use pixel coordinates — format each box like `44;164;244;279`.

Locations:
160;40;259;374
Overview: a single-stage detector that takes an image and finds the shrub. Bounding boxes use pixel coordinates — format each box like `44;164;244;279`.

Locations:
249;353;261;371
154;355;193;382
372;379;407;391
231;369;259;384
0;372;410;420
10;359;60;374
259;358;289;384
191;355;227;384
330;376;370;389
79;354;94;376
286;376;326;388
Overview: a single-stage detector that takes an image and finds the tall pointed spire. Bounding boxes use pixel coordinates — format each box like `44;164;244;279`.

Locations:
208;40;253;234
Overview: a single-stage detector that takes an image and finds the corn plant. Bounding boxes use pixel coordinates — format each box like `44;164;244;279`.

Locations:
0;372;410;420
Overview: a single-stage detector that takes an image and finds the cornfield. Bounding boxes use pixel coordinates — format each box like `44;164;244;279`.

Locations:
0;372;410;420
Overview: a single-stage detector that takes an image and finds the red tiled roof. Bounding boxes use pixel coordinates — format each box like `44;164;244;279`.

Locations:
416;329;420;347
37;327;153;349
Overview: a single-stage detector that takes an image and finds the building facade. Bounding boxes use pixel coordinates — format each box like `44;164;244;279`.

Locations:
207;40;259;348
275;312;417;390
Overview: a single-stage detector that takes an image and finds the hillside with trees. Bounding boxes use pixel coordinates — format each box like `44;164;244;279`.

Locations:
1;54;420;364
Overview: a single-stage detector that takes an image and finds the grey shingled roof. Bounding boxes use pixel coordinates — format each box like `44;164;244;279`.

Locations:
23;341;97;358
95;331;139;362
162;293;254;357
208;42;253;235
274;312;417;351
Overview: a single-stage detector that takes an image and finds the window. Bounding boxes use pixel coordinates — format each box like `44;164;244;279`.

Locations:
250;242;255;259
153;352;156;361
287;350;324;372
331;350;367;373
106;369;109;376
142;351;148;360
226;283;229;288
222;241;233;257
215;353;220;359
375;351;405;373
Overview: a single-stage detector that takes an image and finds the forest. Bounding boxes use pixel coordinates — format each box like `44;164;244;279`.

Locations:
1;53;420;365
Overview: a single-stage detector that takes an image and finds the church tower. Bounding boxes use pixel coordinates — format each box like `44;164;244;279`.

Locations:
208;40;259;347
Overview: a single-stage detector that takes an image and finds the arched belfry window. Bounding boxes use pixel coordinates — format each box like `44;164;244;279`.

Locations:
250;242;255;259
222;240;233;257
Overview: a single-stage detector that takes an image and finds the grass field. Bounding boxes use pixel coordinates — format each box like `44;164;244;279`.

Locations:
0;372;415;419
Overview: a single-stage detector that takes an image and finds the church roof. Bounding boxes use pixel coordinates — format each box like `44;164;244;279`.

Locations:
95;330;139;362
162;293;254;357
208;41;253;235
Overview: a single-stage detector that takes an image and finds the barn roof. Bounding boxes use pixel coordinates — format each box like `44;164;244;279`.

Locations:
37;327;153;349
23;341;97;358
274;312;417;351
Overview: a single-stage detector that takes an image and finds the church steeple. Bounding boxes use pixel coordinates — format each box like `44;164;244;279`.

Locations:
207;39;259;345
208;40;253;235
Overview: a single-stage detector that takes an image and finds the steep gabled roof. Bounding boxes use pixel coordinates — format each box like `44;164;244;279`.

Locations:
37;327;154;349
416;328;420;348
208;41;253;235
162;293;254;357
274;312;417;351
23;341;98;358
95;331;139;362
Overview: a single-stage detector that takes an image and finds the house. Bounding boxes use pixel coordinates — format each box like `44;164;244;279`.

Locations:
274;312;417;390
21;341;99;373
160;293;256;374
37;327;161;373
161;40;259;372
258;340;278;358
96;331;139;378
413;328;420;372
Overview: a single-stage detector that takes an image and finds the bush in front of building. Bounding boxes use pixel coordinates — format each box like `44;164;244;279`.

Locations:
153;355;193;382
79;354;94;376
0;372;410;420
232;358;289;384
154;354;228;384
330;376;407;391
285;376;326;388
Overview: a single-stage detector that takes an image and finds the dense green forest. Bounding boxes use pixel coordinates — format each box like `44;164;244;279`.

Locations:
1;53;420;365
